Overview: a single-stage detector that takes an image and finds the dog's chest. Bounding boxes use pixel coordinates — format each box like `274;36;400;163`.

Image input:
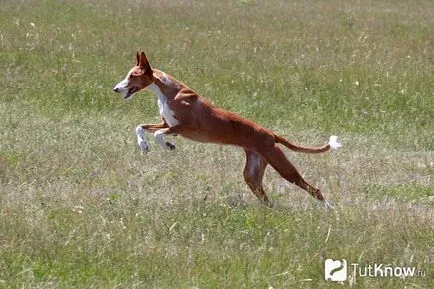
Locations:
148;83;180;127
157;95;179;127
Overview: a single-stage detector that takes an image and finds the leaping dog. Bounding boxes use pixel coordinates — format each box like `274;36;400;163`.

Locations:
113;51;342;208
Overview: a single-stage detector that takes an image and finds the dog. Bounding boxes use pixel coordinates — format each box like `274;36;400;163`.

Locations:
113;51;342;208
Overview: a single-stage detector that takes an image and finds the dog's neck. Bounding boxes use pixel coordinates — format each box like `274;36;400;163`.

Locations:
147;70;180;100
146;70;181;127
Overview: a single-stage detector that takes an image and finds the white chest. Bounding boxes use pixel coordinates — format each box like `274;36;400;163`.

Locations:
157;97;179;127
148;83;179;127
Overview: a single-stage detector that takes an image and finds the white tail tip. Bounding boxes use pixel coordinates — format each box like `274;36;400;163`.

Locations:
328;135;342;149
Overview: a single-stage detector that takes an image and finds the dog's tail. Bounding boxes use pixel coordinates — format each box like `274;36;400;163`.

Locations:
275;135;342;154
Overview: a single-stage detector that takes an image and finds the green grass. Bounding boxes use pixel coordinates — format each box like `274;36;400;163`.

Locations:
1;0;433;288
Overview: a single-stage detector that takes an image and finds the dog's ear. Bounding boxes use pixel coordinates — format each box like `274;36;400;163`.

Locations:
136;51;140;66
139;51;152;72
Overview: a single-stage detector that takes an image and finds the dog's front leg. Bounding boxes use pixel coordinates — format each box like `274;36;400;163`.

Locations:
153;125;188;151
154;127;176;150
136;122;168;153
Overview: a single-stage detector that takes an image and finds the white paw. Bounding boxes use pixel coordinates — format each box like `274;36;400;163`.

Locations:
154;130;176;150
324;200;335;211
138;139;150;153
136;126;149;154
164;141;176;150
155;139;176;150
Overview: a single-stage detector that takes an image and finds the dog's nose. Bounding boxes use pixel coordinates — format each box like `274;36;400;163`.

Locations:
113;87;119;93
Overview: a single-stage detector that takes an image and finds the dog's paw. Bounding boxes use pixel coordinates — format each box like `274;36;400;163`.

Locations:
165;141;176;150
324;200;335;212
138;139;150;154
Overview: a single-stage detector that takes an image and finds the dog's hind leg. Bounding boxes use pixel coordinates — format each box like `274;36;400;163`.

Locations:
243;149;272;207
258;143;332;208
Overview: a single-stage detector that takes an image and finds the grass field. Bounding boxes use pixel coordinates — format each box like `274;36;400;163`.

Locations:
1;0;433;288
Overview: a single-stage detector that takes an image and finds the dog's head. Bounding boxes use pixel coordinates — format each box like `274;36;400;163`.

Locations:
113;51;154;100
